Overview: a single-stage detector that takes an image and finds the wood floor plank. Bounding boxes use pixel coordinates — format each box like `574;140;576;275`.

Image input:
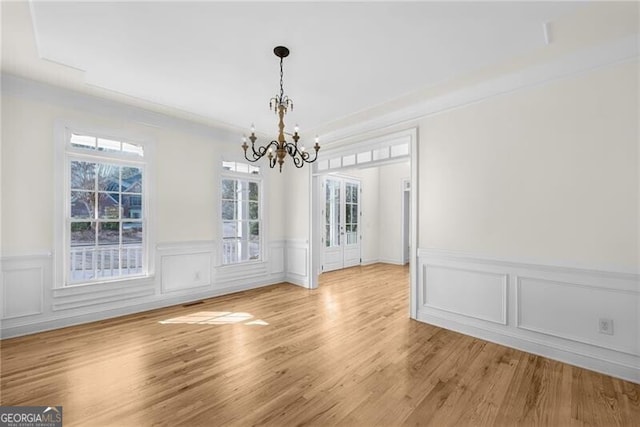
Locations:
1;263;638;426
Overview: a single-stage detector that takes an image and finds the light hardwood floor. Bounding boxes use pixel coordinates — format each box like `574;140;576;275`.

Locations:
1;264;638;426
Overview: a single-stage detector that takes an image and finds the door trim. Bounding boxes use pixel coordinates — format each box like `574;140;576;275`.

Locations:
310;127;418;320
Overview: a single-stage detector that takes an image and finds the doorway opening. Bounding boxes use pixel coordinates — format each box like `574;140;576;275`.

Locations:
309;128;418;318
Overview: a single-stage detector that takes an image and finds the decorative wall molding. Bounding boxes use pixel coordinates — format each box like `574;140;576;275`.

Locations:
417;248;640;384
2;267;45;319
1;240;291;338
516;276;639;356
269;240;286;277
421;264;508;325
285;240;309;288
418;247;639;279
320;35;639;145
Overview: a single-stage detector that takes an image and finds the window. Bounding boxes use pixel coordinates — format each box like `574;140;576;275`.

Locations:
62;130;148;284
221;162;261;265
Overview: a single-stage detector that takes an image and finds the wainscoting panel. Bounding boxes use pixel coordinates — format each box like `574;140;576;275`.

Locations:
2;267;44;319
422;264;507;324
161;252;212;294
417;248;640;383
269;241;285;276
286;240;309;287
1;241;288;338
517;276;638;356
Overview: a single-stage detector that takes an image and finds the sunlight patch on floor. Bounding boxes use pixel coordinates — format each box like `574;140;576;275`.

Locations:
159;311;269;326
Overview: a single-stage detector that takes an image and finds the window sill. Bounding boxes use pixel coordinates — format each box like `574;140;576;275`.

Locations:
61;273;155;290
219;259;264;269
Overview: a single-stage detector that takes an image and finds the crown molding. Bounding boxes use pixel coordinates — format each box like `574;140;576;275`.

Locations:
320;35;639;145
1;73;243;143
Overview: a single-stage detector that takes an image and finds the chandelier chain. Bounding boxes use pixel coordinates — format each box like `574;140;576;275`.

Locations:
279;57;284;103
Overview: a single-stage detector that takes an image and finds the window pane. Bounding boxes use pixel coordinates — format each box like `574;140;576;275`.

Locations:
97;164;120;192
249;201;259;220
122;222;143;244
122;167;142;193
357;151;372;164
222;161;235;171
71;161;96;190
222;239;238;264
71;191;95;219
71;134;96;149
222;179;235;199
249;165;260;175
220;176;261;265
98;222;120;246
249;242;260;260
222;200;236;220
69;248;95;282
223;221;238;238
122;142;144;156
249;182;258;201
236;163;249;174
346;205;352;223
249;221;259;239
98;192;120;219
122;194;142;219
373;147;389;161
96;247;120;278
121;245;143;272
71;222;95;246
97;138;121;152
325;225;331;247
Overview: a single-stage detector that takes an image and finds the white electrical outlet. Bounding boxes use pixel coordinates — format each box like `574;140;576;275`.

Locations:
598;318;614;335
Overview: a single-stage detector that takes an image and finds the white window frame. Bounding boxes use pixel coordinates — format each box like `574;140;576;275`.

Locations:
219;160;265;266
54;121;155;287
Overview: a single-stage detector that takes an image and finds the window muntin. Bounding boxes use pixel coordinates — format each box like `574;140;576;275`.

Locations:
65;132;147;284
221;162;262;265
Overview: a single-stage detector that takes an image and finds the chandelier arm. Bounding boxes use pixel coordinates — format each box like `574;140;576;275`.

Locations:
244;140;280;163
285;142;320;164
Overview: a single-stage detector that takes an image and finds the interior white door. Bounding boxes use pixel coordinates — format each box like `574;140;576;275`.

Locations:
322;177;361;272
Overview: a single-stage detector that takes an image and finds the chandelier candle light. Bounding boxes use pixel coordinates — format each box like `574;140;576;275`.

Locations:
242;46;320;172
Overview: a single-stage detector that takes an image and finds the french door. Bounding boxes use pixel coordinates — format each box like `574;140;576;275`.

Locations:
322;177;361;272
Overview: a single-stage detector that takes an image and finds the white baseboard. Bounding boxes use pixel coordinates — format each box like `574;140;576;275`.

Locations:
1;241;290;338
378;257;406;266
417;248;640;384
417;311;639;384
1;279;280;339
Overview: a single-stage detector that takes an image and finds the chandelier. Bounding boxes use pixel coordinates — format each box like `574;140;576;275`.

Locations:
242;46;320;172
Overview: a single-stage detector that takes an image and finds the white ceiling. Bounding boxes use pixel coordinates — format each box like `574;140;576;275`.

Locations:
13;1;584;135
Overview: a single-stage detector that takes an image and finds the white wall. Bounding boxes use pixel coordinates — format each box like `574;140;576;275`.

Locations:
0;76;287;337
377;162;410;264
416;60;639;382
273;150;310;287
419;60;638;271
